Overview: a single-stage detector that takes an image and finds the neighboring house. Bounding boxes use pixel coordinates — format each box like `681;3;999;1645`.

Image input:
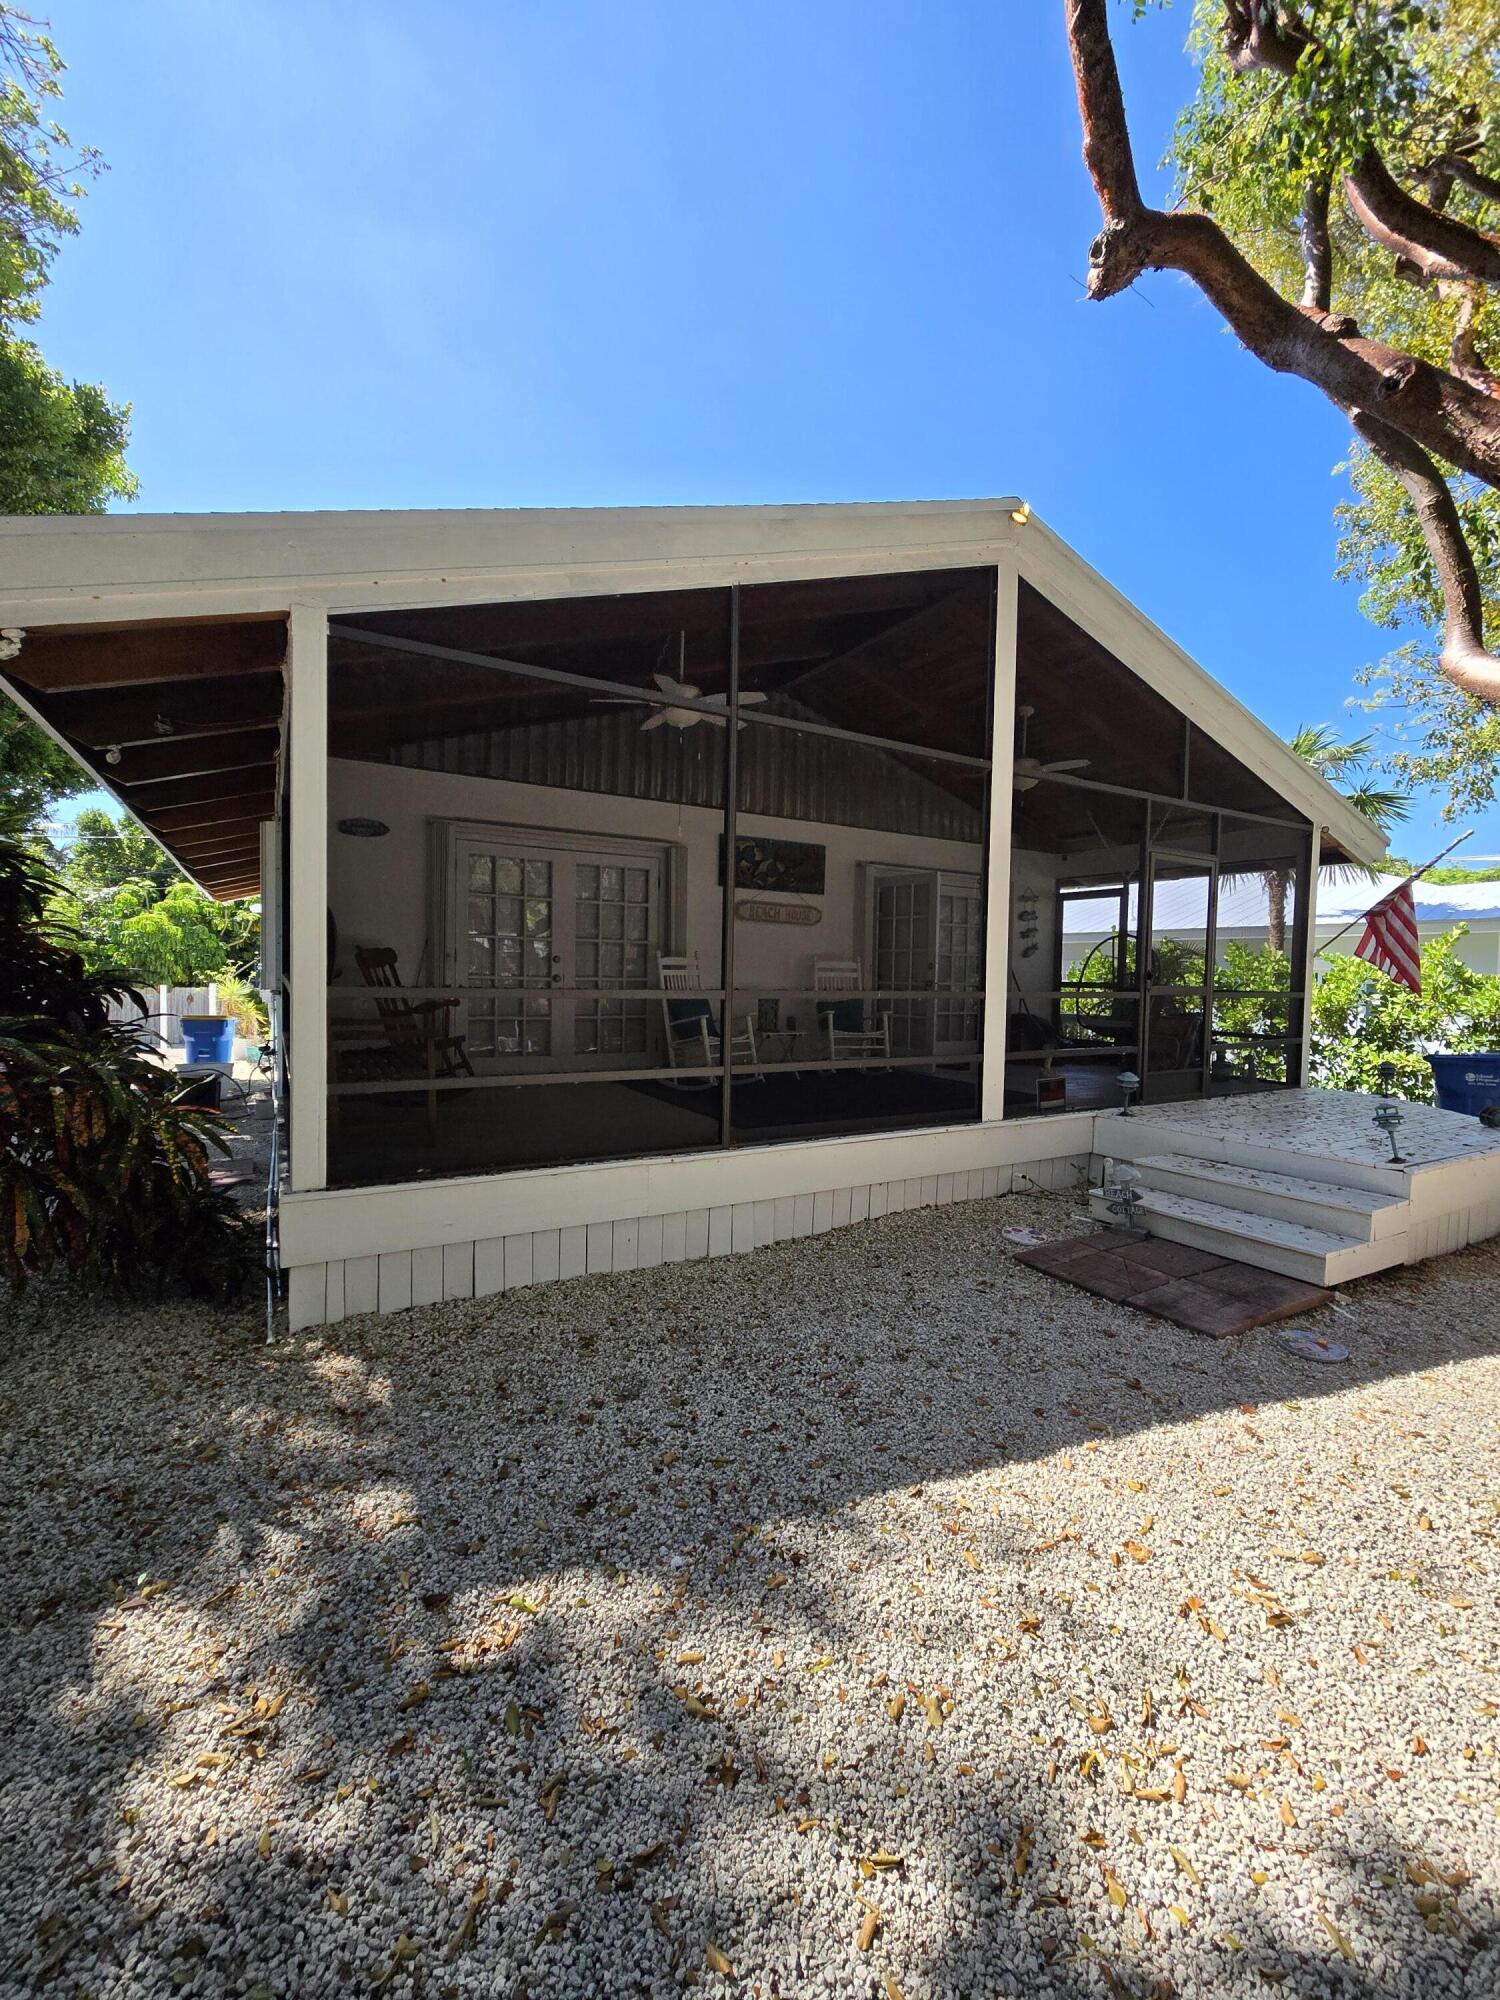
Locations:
1312;874;1500;977
0;500;1430;1323
1064;873;1500;977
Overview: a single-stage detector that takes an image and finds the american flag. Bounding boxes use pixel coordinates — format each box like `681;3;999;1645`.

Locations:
1355;880;1422;993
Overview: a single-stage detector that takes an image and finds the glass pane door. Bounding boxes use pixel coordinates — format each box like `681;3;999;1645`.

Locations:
933;875;982;1056
460;844;556;1064
874;872;935;1055
573;858;659;1060
1143;850;1214;1101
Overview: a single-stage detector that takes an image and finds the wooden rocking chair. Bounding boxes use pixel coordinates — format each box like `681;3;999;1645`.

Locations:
348;947;475;1082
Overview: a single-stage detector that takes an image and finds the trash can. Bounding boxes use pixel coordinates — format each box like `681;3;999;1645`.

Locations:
181;1015;234;1065
1427;1052;1500;1118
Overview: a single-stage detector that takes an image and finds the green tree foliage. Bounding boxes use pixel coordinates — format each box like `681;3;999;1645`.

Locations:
1310;928;1500;1096
1156;0;1500;811
0;6;137;830
0;831;252;1299
0;690;89;830
50;809;260;984
1338;445;1500;814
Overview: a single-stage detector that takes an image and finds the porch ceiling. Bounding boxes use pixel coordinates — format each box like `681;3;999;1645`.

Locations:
328;568;997;774
2;614;286;899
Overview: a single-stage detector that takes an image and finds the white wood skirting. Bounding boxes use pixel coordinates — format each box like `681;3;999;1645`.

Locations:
284;1154;1089;1332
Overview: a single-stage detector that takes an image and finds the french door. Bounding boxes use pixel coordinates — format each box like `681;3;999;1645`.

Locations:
449;830;663;1070
872;869;983;1060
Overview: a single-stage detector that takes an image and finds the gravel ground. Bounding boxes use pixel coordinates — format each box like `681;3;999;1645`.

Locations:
2;1190;1497;2000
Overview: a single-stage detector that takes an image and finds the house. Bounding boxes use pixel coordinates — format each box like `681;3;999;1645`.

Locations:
1064;871;1500;978
5;499;1499;1324
1312;873;1500;977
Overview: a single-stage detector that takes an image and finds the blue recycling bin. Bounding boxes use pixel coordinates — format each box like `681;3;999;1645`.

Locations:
1427;1051;1500;1118
181;1015;234;1065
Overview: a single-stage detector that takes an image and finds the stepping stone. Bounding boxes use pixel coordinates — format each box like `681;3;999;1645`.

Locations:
1014;1232;1331;1337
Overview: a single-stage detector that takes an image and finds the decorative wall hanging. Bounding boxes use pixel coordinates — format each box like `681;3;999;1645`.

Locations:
337;818;390;838
720;835;826;895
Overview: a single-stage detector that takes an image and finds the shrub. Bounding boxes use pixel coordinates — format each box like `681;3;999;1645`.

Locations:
1309;931;1500;1102
0;834;254;1299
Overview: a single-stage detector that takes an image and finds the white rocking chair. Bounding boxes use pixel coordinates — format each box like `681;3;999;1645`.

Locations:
658;953;761;1085
814;957;893;1068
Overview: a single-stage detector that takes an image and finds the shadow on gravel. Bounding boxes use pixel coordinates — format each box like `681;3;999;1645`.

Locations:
2;1196;1496;1997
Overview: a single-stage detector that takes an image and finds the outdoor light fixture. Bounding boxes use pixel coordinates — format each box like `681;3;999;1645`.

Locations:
1010;502;1031;526
1373;1098;1408;1164
104;745;123;766
0;626;24;662
1117;1069;1140;1116
153;713;175;737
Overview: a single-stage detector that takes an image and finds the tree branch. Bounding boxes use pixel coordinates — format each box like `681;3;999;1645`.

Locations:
1349;409;1500;704
1300;177;1331;313
1345;151;1500;289
1445;155;1500;209
1066;0;1143;224
1064;0;1500;490
1442;282;1500;398
1221;1;1310;77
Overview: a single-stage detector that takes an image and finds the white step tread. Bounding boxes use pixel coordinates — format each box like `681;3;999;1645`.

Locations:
1129;1153;1404;1218
1106;1186;1368;1259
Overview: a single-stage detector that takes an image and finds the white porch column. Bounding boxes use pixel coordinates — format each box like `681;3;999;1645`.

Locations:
981;556;1020;1123
286;602;328;1191
1296;827;1324;1086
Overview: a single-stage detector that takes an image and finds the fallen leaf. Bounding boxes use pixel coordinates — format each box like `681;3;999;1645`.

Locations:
1317;1913;1356;1962
445;1880;488;1960
1169;1845;1202;1887
857;1906;881;1952
705;1941;733;1977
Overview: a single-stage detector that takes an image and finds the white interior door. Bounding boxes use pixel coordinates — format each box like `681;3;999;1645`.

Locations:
933;876;983;1058
872;869;982;1061
450;831;661;1071
874;871;936;1056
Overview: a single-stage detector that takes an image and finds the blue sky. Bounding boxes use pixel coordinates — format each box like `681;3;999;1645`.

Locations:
37;0;1495;863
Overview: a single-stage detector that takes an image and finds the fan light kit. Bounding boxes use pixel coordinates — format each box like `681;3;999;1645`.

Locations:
595;633;770;732
1013;704;1091;791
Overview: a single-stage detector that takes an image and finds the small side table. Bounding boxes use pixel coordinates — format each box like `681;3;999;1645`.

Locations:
764;1028;802;1072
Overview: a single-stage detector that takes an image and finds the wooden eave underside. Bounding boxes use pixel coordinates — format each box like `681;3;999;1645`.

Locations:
2;613;286;898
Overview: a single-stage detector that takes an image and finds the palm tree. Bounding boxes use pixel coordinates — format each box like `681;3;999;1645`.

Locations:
1264;726;1410;952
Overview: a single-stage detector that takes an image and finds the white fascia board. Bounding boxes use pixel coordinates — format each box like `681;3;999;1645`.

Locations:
0;499;1025;627
1012;519;1388;871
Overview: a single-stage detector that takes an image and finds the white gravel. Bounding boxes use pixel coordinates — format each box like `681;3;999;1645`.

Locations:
2;1191;1497;2000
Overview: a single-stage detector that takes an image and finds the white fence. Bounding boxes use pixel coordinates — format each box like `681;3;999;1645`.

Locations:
106;983;226;1049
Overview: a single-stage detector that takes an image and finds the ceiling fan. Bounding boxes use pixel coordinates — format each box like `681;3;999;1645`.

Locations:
1013;703;1090;791
594;633;769;730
